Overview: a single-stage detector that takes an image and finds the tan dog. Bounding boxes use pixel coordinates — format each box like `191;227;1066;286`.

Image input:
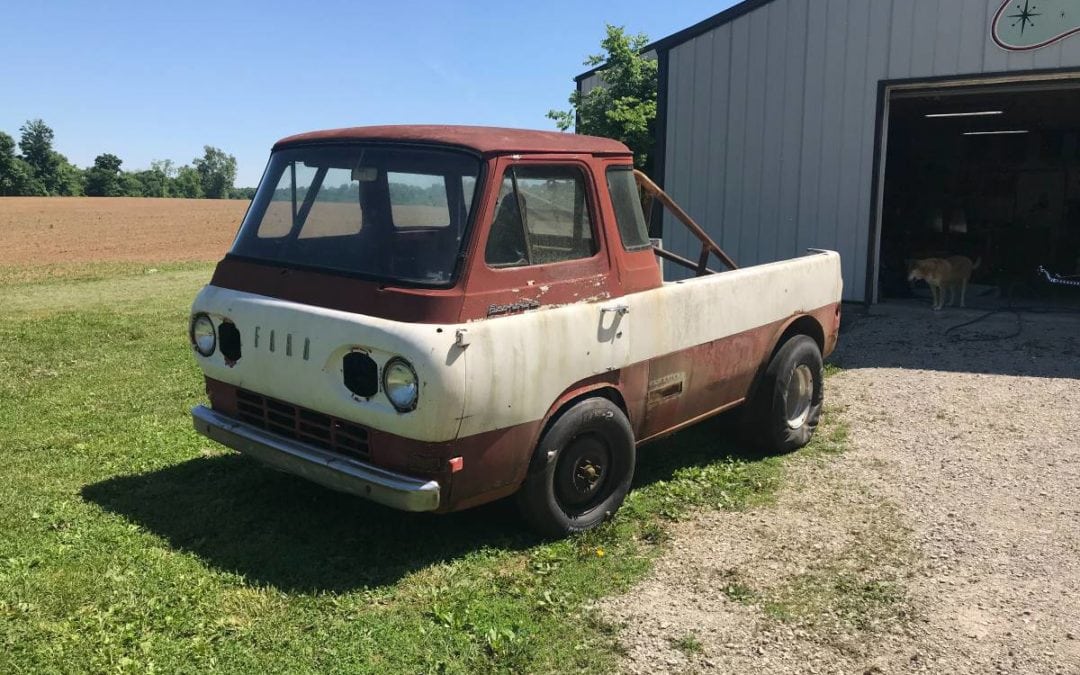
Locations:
907;256;980;310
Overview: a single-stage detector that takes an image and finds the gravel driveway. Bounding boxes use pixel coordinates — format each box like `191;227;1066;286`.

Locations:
602;303;1080;674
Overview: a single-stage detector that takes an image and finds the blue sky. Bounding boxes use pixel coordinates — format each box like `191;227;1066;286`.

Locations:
0;1;737;186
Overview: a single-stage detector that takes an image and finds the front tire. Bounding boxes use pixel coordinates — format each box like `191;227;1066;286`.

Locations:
743;335;823;453
517;398;635;538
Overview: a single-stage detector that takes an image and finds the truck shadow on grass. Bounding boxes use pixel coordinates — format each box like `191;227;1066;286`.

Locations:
81;414;764;593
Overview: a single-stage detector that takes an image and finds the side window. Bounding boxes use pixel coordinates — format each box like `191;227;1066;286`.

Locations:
388;172;451;228
484;165;597;268
605;166;651;250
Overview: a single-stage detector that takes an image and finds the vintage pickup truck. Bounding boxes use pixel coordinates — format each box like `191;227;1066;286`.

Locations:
189;125;842;536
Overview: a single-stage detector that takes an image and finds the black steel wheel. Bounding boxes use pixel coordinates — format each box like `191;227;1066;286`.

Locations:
553;433;612;514
517;398;635;538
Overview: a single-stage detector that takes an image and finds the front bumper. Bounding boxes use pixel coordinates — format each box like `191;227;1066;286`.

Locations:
191;405;441;512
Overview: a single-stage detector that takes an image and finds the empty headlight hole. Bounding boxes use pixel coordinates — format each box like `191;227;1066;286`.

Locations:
219;321;242;363
343;351;379;398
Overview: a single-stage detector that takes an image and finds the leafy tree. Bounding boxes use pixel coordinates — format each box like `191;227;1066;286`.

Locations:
18;119;65;194
84;153;124;197
134;168;169;197
119;172;145;197
18;119;56;179
150;159;176;179
173;165;204;198
194;146;237;199
548;25;657;173
0;131;35;196
229;186;257;200
52;153;84;196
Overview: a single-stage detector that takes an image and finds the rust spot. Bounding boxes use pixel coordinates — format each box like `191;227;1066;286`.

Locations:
647;373;685;408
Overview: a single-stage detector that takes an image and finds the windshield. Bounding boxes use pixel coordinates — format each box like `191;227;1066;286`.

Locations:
230;144;481;285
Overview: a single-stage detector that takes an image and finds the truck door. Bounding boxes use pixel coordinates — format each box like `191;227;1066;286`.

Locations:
460;157;620;323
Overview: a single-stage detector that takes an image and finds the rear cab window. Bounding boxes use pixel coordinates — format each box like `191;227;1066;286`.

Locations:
605;166;651;251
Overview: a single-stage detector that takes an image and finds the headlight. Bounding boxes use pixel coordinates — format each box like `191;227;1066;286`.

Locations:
190;313;217;356
382;357;418;412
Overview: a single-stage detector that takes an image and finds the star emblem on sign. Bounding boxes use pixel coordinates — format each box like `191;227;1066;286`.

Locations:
1009;0;1042;33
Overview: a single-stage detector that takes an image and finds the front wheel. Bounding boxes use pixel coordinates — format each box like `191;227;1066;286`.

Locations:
517;398;635;538
742;335;824;453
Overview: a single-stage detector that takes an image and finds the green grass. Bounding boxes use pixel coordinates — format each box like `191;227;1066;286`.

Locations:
0;260;213;288
0;264;830;672
670;632;703;655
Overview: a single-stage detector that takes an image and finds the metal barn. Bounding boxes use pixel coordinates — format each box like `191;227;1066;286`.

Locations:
577;0;1080;303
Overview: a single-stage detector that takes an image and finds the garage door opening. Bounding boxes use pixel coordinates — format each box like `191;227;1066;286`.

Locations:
877;80;1080;309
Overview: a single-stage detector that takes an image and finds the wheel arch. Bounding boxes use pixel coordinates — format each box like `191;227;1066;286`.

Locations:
524;380;629;476
770;314;825;358
746;313;826;403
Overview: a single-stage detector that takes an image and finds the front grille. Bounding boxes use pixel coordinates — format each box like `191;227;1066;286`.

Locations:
234;388;371;461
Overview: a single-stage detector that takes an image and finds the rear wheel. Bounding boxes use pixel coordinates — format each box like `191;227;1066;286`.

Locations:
517;398;635;538
743;335;823;453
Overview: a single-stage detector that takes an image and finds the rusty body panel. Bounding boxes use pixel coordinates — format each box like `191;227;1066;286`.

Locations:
189;125;843;518
203;299;838;512
210;259;469;324
274;125;631;157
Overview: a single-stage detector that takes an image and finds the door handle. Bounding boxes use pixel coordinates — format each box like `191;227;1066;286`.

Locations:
601;304;630;316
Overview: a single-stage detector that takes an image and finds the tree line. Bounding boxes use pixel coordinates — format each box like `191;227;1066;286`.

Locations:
0;119;255;199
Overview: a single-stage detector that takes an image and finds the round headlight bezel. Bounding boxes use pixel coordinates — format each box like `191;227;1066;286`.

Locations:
382;357;418;412
190;313;217;357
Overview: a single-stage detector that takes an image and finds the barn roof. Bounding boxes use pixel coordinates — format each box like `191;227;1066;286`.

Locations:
274;125;632;157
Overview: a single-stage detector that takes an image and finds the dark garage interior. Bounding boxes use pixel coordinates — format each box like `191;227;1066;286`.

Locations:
878;82;1080;307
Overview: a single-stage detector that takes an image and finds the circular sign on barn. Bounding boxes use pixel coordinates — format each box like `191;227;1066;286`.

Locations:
993;0;1080;51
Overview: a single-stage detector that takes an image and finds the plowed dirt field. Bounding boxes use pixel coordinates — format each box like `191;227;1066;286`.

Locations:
0;197;248;265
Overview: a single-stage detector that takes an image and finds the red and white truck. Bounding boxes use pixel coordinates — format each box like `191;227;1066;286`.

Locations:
189;125;842;536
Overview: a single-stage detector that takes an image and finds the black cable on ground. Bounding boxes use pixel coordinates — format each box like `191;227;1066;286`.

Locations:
944;308;1024;342
941;268;1080;342
943;297;1080;342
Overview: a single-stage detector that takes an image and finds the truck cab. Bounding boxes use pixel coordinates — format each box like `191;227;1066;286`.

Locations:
190;125;842;536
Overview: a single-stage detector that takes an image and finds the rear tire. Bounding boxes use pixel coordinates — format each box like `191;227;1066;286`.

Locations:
742;335;823;453
516;398;635;538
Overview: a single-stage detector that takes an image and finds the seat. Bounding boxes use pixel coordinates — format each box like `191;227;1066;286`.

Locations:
485;193;529;267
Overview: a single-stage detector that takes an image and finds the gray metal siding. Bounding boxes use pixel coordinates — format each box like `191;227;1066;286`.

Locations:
661;0;1080;300
578;71;604;96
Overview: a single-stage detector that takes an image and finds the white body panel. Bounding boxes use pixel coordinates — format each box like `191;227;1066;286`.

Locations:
192;250;841;442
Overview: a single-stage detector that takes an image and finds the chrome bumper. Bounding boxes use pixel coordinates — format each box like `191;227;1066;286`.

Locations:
191;405;441;512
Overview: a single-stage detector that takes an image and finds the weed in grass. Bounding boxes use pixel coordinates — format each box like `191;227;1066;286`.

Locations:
670;632;704;655
802;412;850;458
718;569;758;604
763;571;908;633
760;501;914;639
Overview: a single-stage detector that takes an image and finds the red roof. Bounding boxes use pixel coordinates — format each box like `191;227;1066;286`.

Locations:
273;125;632;157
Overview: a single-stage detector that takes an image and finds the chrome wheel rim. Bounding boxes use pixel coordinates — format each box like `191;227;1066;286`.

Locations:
785;364;814;429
